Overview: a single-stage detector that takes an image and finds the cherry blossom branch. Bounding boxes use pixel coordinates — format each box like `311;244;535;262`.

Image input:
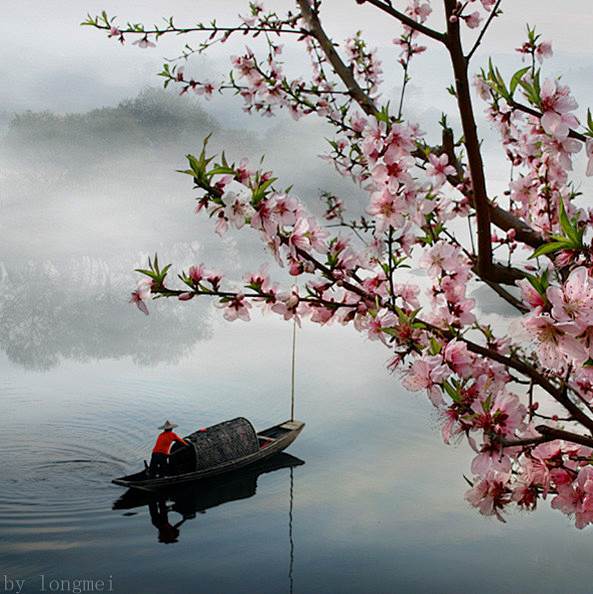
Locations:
499;435;550;448
82;11;305;48
488;205;544;249
111;2;593;527
457;337;593;433
189;163;591;430
508;100;587;142
418;128;545;252
296;0;379;117
479;276;529;313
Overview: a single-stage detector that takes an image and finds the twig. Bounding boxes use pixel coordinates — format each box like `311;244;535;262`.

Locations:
466;0;503;62
362;0;447;45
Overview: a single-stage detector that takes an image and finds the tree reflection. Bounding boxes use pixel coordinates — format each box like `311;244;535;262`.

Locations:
0;252;213;370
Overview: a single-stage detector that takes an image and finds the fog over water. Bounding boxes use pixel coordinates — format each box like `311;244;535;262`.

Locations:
0;87;362;370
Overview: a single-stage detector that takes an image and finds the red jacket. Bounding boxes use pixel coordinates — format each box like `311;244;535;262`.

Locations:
152;431;187;454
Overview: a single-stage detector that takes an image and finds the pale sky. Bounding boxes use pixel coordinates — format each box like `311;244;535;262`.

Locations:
2;0;592;118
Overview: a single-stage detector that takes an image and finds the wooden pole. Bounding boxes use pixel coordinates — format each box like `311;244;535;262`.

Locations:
291;314;297;422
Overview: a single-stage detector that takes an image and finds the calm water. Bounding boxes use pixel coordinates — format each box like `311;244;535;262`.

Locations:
2;315;593;594
2;99;593;594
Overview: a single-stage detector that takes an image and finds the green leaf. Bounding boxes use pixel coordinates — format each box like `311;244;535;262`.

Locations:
586;109;593;136
207;165;237;177
442;379;462;403
510;66;531;96
518;68;541;105
486;58;510;101
135;268;156;277
530;240;574;259
558;198;575;241
524;269;549;298
375;102;391;124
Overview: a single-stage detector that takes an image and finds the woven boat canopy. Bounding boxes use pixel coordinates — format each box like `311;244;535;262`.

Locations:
184;417;259;470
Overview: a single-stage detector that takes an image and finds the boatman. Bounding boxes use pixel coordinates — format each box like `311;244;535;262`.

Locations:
148;420;189;478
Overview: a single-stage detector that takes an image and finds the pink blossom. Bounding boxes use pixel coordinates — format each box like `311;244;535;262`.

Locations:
393;281;421;309
440;407;464;445
539;78;579;140
222;183;255;230
419;242;460;278
471;450;512;476
132;36;156;49
443;339;474;375
522;313;586;369
465;472;510;522
516;278;545;310
472;75;491;101
245;263;272;293
361;118;387;160
464;12;482;29
194;80;220;100
479;0;496;10
216;293;252;322
405;0;432;23
551;465;593;529
385;123;416;154
535;40;553;63
586;139;593;177
426;153;457;187
402;354;450;407
214;211;229;237
349;111;368;134
129;279;152;315
287;217;327;256
541;134;581;170
366;188;405;234
270;288;301;322
364;309;394;339
547;267;593;330
108;26;122;39
188;264;207;285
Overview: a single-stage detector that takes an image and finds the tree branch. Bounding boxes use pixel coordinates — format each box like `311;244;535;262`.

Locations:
479;276;529;312
297;0;379;117
489;205;545;249
443;0;493;281
535;425;593;449
509;100;587;142
359;0;447;45
458;338;593;433
500;435;550;448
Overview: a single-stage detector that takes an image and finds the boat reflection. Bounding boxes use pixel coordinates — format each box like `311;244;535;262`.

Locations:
113;452;304;544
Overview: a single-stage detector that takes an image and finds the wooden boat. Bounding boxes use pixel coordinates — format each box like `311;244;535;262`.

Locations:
112;417;305;492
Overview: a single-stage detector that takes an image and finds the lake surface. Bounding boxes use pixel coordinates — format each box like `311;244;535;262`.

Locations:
2;97;593;594
2;314;593;594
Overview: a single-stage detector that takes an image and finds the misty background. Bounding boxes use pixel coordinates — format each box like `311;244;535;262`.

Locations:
1;1;592;372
